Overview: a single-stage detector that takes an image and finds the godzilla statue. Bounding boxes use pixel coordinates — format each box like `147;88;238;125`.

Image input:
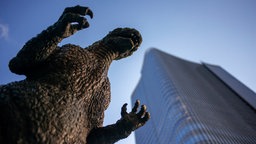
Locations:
0;5;150;144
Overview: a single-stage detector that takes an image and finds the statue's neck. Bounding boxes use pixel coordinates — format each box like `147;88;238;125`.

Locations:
87;41;118;65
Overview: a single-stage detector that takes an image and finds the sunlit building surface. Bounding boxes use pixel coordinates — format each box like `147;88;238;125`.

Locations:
132;48;256;144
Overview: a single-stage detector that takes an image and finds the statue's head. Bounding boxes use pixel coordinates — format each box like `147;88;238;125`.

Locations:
102;28;142;60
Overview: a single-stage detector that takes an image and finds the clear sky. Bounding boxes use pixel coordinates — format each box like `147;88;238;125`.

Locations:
1;0;256;143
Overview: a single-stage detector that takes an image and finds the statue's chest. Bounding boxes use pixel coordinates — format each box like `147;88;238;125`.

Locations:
51;46;90;71
48;46;108;88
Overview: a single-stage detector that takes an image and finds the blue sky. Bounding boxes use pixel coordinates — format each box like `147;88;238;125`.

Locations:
1;0;256;143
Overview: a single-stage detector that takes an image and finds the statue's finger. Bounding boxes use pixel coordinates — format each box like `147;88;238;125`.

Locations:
140;112;150;124
132;100;140;113
71;18;89;31
63;6;93;19
137;105;146;118
121;103;128;117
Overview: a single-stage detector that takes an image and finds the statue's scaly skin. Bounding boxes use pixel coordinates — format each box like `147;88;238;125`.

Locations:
0;6;149;144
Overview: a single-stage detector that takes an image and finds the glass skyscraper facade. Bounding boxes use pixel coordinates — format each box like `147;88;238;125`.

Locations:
132;49;256;144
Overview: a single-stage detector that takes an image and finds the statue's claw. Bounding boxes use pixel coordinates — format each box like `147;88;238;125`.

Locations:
55;5;93;38
120;100;150;131
63;5;93;19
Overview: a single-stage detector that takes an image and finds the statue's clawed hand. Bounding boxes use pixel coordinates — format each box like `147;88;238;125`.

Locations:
120;100;150;132
55;5;93;38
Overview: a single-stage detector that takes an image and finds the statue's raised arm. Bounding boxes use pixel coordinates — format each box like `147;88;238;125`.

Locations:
9;6;93;76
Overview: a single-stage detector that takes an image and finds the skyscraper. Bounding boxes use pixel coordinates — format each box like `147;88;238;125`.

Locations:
132;48;256;144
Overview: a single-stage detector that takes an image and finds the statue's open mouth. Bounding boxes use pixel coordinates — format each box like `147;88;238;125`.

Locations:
106;28;142;48
118;32;142;48
102;28;143;60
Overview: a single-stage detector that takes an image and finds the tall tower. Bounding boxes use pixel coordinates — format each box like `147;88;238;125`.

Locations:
132;48;256;144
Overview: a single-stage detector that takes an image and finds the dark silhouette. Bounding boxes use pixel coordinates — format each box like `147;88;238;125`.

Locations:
0;5;150;144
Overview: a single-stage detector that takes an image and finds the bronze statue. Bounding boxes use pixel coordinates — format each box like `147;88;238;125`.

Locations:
0;5;149;144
